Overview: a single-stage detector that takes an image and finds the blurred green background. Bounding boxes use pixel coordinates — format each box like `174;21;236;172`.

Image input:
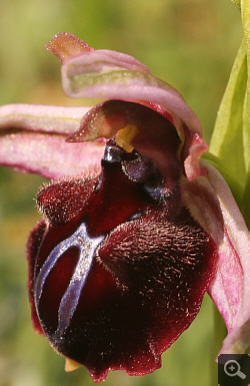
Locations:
0;1;242;385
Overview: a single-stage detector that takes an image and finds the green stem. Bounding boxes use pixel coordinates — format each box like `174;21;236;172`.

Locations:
209;40;247;189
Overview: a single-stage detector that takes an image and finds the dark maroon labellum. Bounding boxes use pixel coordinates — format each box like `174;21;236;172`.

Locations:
27;136;217;382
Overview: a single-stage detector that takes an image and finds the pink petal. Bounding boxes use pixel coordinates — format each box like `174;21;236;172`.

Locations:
208;227;244;333
183;161;250;354
0;104;104;179
205;163;250;355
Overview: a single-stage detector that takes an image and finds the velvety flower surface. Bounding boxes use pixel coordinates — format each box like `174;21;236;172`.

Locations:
0;33;249;382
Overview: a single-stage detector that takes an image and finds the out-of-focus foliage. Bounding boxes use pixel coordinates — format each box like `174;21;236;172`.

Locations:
0;1;241;385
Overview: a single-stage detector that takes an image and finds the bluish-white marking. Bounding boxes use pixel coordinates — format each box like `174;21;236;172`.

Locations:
34;222;104;337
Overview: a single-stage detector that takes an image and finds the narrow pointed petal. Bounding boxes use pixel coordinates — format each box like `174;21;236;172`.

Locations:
0;104;104;178
0;104;90;134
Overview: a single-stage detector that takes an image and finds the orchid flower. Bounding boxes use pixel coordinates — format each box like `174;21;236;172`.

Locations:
0;32;249;383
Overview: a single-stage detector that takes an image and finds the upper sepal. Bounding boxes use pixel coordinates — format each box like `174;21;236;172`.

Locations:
50;33;207;181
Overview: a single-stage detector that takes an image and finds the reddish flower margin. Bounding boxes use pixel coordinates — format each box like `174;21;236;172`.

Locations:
0;33;249;382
